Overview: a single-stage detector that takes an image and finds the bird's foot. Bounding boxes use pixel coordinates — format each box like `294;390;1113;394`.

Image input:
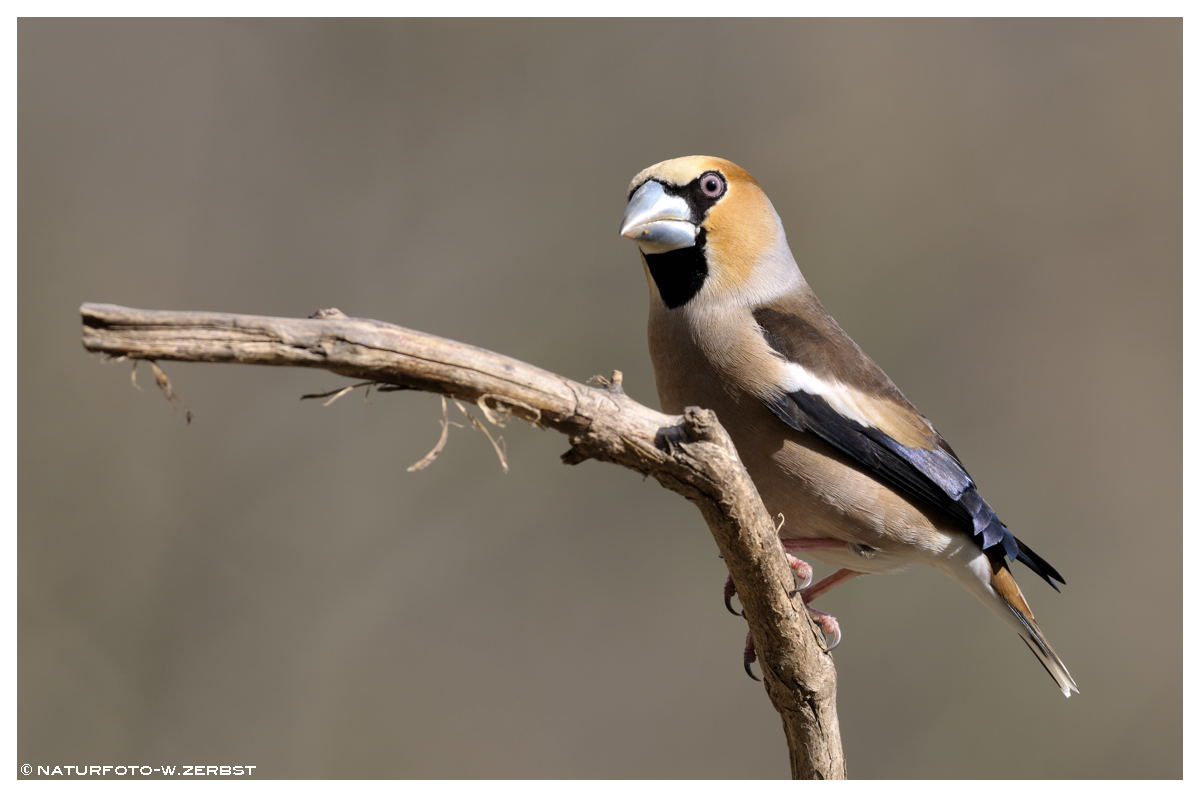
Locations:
723;574;740;616
805;608;842;650
743;631;760;681
724;553;813;616
786;553;813;589
794;568;860;650
720;573;739;614
743;605;843;679
729;548;859;676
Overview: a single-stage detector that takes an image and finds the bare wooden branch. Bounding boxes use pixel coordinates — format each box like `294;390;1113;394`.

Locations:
80;302;846;779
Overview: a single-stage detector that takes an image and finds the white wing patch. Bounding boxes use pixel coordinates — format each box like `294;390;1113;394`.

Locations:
779;361;879;429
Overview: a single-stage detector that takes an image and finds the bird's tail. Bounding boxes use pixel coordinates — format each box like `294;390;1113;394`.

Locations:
945;549;1079;698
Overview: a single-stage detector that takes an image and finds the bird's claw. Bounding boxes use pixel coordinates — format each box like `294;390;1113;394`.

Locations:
786;554;813;591
723;575;742;616
742;611;840;681
729;555;843;678
808;608;842;650
743;631;761;681
725;554;812;615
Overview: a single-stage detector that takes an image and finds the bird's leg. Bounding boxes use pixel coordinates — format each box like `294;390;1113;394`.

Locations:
801;567;860;604
798;569;861;651
781;544;858;648
724;537;845;616
722;554;811;615
741;566;863;678
782;538;849;592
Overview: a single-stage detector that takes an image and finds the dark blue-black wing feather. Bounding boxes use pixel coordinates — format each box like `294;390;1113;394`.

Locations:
764;389;1064;590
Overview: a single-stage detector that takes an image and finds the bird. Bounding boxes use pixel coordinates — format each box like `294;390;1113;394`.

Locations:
618;155;1077;697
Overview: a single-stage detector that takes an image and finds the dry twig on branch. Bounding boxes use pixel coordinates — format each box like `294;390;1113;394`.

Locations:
79;302;846;779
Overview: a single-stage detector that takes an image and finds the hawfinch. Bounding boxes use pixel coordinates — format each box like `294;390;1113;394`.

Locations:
619;155;1077;697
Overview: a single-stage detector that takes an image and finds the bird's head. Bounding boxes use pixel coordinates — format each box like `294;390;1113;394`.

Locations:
620;156;797;309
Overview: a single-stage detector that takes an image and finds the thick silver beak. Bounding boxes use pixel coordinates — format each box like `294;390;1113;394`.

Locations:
619;181;697;254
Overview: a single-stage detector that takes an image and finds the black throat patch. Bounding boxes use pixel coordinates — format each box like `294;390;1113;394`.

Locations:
643;228;708;309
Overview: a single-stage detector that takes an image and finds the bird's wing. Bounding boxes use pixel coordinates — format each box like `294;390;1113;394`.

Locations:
752;300;1063;589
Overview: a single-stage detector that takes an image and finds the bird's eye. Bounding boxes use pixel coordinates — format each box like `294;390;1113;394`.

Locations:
699;172;726;199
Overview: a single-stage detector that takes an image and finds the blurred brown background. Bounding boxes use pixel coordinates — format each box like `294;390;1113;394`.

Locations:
19;19;1180;778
